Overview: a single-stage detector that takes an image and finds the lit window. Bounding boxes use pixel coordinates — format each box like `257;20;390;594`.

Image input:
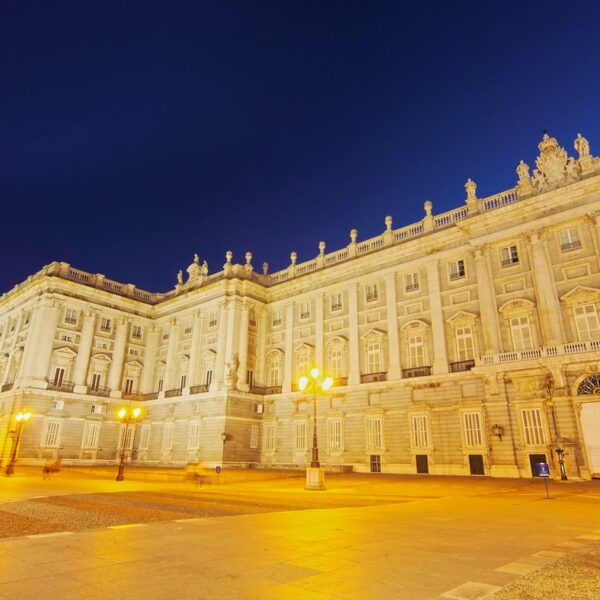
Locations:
405;272;419;292
365;283;379;302
501;245;519;267
250;425;259;448
263;422;275;450
455;326;474;361
510;316;533;351
463;412;482;446
367;417;383;449
574;304;600;341
65;308;78;324
559;228;581;252
449;260;466;281
521;408;544;445
328;418;342;449
82;422;100;449
366;341;381;373
330;293;343;311
42;420;62;447
408;335;426;368
329;343;344;378
268;354;281;386
412;415;428;448
294;422;307;450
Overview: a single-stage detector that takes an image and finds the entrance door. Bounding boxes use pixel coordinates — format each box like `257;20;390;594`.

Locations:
581;402;600;477
416;454;429;474
529;453;547;477
468;454;485;475
370;454;381;472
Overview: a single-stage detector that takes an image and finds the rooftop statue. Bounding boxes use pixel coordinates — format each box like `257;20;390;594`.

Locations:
575;133;590;158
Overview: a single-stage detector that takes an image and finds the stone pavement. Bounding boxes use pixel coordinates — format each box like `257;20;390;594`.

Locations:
0;474;599;599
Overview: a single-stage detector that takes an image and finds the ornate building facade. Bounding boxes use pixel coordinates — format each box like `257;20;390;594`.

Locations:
1;133;600;480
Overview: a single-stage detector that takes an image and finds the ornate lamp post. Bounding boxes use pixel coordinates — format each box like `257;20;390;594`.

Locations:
299;367;333;490
5;411;32;476
115;406;141;481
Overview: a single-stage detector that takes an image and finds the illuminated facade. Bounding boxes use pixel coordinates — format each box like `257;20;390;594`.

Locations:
1;132;600;479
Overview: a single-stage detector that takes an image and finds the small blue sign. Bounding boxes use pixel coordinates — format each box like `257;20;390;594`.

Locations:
536;462;550;477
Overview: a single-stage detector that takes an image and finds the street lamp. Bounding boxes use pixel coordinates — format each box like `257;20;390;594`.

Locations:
5;411;32;476
298;367;333;490
115;406;142;481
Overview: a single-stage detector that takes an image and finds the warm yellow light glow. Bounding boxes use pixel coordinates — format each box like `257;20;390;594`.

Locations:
16;411;31;422
132;407;141;418
322;376;333;391
117;408;127;420
23;412;32;421
299;376;308;391
310;367;320;378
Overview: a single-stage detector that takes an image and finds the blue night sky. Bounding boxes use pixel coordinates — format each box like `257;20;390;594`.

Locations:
2;1;600;293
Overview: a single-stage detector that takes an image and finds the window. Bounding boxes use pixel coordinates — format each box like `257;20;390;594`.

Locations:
53;367;65;386
405;272;420;292
205;370;213;387
367;417;383;449
62;335;73;342
208;312;217;327
501;245;519;267
463;412;482;446
264;422;275;450
51;399;64;410
559;228;581;252
82;422;100;449
328;418;342;449
330;293;343;311
132;325;142;339
300;302;311;319
180;375;187;390
250;425;259;449
118;424;135;450
139;424;150;450
297;350;310;377
574;304;600;341
158;378;164;392
188;422;200;450
90;404;106;414
522;408;544;445
408;335;426;368
366;341;381;373
510;316;533;351
248;308;256;326
162;423;174;451
294;422;307;450
124;378;134;395
91;373;101;392
65;308;78;324
42;420;62;447
329;345;344;378
365;283;379;302
449;260;466;281
272;311;281;326
455;326;474;361
247;369;254;387
268;354;281;386
100;318;112;332
412;415;429;448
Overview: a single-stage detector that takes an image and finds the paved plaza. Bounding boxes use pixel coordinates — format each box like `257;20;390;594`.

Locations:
0;469;599;599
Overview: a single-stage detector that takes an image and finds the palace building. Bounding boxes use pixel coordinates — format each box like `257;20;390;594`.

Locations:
1;132;600;480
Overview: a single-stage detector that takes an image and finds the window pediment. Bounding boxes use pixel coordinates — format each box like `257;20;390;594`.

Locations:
400;319;429;331
498;298;535;314
53;346;77;358
560;286;600;306
360;328;386;341
446;311;478;324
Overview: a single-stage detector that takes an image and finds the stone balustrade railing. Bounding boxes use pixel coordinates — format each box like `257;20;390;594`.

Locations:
480;339;600;366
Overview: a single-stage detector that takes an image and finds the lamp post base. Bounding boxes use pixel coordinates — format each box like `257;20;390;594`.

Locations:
305;467;325;490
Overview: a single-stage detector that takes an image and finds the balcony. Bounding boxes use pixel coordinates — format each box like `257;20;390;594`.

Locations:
87;386;111;397
333;377;348;387
402;366;432;378
165;388;182;398
47;381;75;393
405;284;419;292
482;339;600;365
1;383;13;392
190;384;209;394
123;392;145;402
360;372;387;383
264;386;282;395
560;241;582;252
143;392;159;400
449;360;475;373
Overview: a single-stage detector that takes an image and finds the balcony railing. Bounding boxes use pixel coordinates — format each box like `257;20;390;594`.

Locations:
87;386;111;397
143;392;158;400
482;339;600;365
190;384;209;394
123;392;145;402
47;381;75;393
449;360;475;373
360;372;387;383
1;383;13;392
334;377;348;386
402;366;432;378
560;241;582;252
263;386;282;395
165;388;182;398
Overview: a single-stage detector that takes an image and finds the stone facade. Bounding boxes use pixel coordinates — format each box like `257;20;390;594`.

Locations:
2;132;600;480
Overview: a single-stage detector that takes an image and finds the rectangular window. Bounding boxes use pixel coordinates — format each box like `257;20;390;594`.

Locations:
366;341;381;373
132;325;142;339
297;352;309;377
42;420;62;447
365;283;379;302
124;378;134;395
51;399;64;410
188;422;200;450
330;347;344;378
250;425;259;449
294;422;307;450
82;422;100;449
412;415;429;448
328;418;342;449
65;308;78;324
522;408;544;446
510;316;533;351
463;412;482;447
100;318;112;332
208;312;217;327
574;304;600;341
330;293;343;311
405;272;420;292
300;302;311;319
449;259;466;281
264;422;275;450
90;404;106;414
367;417;382;449
272;311;281;326
158;378;164;392
205;370;213;387
559;228;581;252
53;367;65;386
139;424;150;450
162;423;174;450
91;373;102;392
269;361;280;387
501;245;519;266
118;424;135;450
455;326;474;361
408;335;426;368
180;375;187;390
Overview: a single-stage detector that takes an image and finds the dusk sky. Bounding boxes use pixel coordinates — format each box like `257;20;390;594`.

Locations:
2;1;600;294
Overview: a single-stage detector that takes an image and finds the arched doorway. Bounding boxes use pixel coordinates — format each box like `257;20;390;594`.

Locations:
577;374;600;478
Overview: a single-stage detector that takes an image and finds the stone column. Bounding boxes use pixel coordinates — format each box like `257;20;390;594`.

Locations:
73;310;97;393
187;311;204;391
163;318;180;392
282;302;294;393
212;302;229;391
19;299;60;388
473;246;502;354
384;273;402;380
237;303;250;391
426;261;449;374
140;326;159;394
315;293;324;370
108;318;130;397
348;283;360;385
529;231;564;346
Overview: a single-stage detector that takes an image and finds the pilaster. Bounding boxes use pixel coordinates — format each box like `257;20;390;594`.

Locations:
348;282;360;385
426;261;448;374
282;302;294;393
108;317;130;397
237;303;250;391
384;273;402;380
473;246;502;354
73;309;97;393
